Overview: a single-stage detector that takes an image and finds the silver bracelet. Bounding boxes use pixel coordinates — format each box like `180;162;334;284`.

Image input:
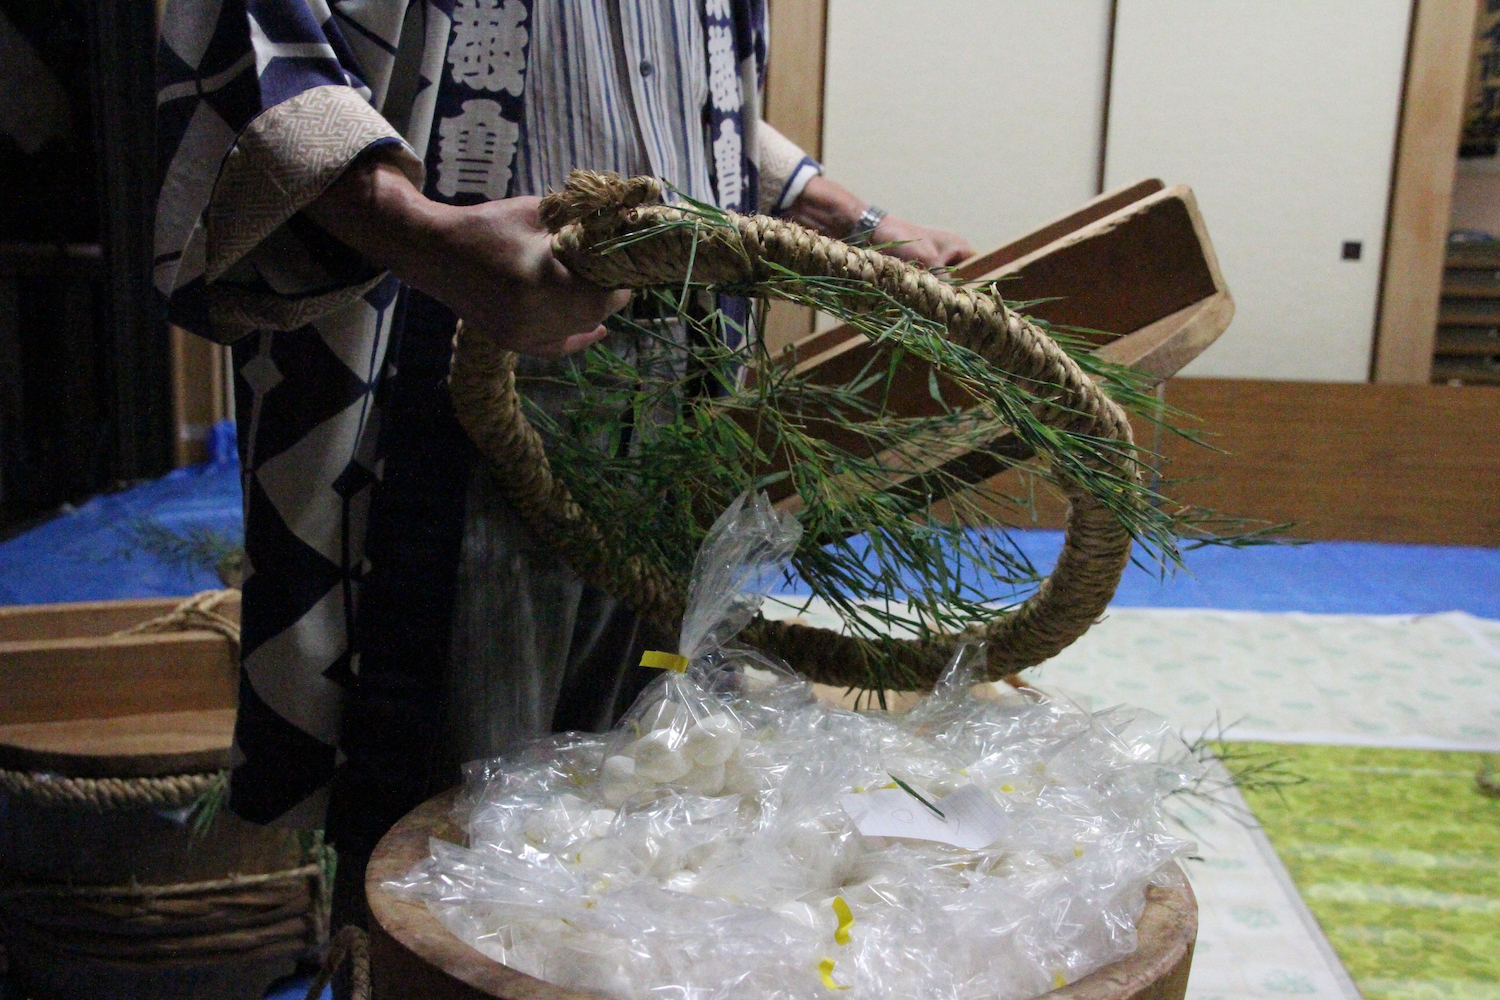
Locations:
847;204;887;245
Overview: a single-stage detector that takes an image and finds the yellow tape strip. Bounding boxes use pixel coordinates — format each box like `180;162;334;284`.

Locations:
639;650;690;672
832;896;854;946
818;958;850;990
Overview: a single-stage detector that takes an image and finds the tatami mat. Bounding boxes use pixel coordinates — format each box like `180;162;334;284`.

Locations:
1170;787;1364;1000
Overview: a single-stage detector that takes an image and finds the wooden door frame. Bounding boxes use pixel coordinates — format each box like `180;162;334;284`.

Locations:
764;0;829;160
1373;0;1481;383
761;0;829;350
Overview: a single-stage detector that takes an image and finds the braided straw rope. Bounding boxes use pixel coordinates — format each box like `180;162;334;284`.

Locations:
0;862;319;901
0;863;323;966
449;171;1137;687
0;768;223;811
0;590;238;811
113;587;242;655
303;925;372;1000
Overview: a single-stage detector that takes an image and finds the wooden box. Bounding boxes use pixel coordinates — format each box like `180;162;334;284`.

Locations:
760;180;1234;508
0;595;240;777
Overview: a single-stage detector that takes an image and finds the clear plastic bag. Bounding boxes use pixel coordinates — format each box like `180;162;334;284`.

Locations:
388;493;1204;1000
598;490;805;805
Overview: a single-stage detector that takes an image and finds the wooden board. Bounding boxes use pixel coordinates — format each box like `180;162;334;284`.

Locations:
964;185;1221;343
1439;300;1500;327
0;592;240;642
764;0;827;160
1431;357;1500;385
1441;272;1500;299
1447;243;1500;270
0;595;241;770
1374;0;1481;383
1435;328;1500;354
0;708;235;777
959;377;1500;546
0;630;238;726
756;0;829;352
955;180;1165;280
778;182;1228;377
170;323;233;467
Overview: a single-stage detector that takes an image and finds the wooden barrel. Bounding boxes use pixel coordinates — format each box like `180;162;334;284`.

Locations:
366;791;1197;1000
0;596;324;1000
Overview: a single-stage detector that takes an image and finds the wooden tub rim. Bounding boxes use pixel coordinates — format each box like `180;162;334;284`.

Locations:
366;789;1197;1000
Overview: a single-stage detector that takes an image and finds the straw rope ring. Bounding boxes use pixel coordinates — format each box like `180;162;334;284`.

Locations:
449;170;1137;689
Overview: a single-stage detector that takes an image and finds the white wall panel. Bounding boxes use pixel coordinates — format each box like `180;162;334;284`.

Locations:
1105;1;1412;381
821;0;1113;252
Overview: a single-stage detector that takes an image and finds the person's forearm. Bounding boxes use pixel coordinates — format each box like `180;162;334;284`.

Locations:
784;174;975;268
304;151;450;289
781;175;866;240
302;151;628;358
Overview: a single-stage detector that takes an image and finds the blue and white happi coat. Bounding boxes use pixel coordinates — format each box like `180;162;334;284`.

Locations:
154;0;820;832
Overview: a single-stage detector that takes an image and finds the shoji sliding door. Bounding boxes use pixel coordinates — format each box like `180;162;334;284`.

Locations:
1105;0;1413;381
820;1;1114;253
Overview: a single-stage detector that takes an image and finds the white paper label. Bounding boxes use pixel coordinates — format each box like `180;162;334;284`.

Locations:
840;784;1010;850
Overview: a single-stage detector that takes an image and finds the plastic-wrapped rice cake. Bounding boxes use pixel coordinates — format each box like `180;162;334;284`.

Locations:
388;645;1201;1000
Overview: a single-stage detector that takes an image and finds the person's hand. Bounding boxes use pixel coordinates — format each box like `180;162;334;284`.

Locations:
784;174;975;270
305;154;629;358
870;215;974;269
399;195;630;357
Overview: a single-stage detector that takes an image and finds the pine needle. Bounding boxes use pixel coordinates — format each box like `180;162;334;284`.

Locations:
526;208;1277;689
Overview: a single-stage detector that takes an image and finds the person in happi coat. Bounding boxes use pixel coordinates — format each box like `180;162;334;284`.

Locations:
154;0;973;938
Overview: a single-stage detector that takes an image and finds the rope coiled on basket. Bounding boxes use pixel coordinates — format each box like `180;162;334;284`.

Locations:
449;171;1138;688
0;769;224;812
0;863;324;964
0;589;238;811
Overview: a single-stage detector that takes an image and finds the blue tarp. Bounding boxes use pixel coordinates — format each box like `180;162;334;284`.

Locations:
0;421;243;604
772;530;1500;618
0;421;1495;618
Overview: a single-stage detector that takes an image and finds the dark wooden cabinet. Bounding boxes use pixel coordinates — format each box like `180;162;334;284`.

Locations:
0;0;172;534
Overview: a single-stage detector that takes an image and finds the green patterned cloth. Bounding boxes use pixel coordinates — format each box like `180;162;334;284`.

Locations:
1240;745;1500;1000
